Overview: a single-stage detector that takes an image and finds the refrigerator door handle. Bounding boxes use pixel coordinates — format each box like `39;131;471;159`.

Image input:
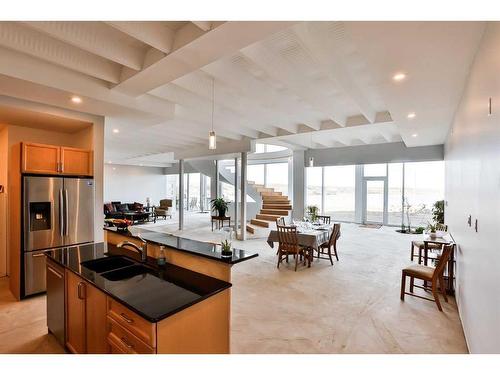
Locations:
64;189;69;236
59;189;64;237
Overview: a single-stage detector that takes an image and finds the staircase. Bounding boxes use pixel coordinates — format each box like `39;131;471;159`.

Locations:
246;182;292;234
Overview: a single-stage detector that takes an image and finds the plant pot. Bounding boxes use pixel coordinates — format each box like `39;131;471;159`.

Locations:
429;232;437;238
221;250;233;258
218;209;226;217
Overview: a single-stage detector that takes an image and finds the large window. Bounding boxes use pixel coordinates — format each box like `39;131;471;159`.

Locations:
266;163;288;196
306;167;322;214
305;161;444;227
247;164;264;185
324;165;356;222
404;161;445;227
388;163;403;226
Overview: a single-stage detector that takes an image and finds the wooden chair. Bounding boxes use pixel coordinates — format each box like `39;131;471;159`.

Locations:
410;224;448;263
317;215;331;224
276;217;286;227
276;225;312;271
318;223;340;265
401;244;454;311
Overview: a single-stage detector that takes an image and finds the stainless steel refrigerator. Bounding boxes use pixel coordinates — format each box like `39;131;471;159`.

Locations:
23;176;94;297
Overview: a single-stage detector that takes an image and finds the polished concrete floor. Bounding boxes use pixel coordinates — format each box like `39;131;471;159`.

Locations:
0;218;468;354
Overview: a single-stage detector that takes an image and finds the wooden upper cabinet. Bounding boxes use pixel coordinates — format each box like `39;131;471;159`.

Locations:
21;143;93;176
22;142;60;174
61;147;93;176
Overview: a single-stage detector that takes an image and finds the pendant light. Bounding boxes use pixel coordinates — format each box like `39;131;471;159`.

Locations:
308;131;314;167
208;77;217;150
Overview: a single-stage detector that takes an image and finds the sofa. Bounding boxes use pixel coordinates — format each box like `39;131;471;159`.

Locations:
104;201;149;224
155;199;173;220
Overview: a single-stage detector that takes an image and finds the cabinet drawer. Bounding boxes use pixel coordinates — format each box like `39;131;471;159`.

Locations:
108;332;136;354
107;316;155;354
107;297;156;347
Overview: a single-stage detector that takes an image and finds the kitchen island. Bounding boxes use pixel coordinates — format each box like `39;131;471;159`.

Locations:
45;230;258;354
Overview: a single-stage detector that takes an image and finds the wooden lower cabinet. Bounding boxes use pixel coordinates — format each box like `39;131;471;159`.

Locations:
65;268;231;354
65;270;107;354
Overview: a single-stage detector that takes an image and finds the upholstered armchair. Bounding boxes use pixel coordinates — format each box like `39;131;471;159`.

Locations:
155;199;173;219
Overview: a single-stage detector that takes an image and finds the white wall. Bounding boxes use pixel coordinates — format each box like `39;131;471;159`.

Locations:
104;164;167;206
445;23;499;353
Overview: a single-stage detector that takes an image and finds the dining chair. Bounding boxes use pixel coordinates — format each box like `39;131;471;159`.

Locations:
400;244;454;311
276;224;312;271
317;215;331;224
276;217;286;227
317;223;340;265
410;224;448;263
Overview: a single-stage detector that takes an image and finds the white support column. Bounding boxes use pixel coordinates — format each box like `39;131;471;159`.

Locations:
239;152;247;240
179;159;185;230
354;164;364;224
215;160;220;198
292;150;305;219
234;157;239;234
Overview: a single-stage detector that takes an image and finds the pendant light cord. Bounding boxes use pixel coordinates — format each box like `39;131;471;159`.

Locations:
211;77;215;132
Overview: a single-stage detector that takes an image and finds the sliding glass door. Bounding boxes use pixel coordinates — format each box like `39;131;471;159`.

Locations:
363;179;386;224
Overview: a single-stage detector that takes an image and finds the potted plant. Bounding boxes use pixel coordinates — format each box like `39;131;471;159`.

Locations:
427;222;437;238
432;200;445;224
220;239;232;257
306;205;319;222
210;197;229;217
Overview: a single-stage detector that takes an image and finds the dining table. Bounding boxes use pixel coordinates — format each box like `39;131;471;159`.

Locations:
421;233;456;294
267;223;334;252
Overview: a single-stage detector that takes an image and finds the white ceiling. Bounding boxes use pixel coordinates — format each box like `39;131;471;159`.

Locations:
0;21;486;166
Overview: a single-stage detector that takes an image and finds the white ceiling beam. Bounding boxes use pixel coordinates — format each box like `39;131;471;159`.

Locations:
0;22;122;84
174;137;253;160
294;23;378;124
191;21;213;32
0;47;175;120
23;21;146;70
113;21;297;97
105;22;174;54
150;80;281;138
241;46;347;126
202;60;320;132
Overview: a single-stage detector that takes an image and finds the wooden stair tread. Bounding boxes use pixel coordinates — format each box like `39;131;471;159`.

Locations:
246;225;255;234
256;214;283;221
262;204;292;210
260;209;289;215
250;219;269;228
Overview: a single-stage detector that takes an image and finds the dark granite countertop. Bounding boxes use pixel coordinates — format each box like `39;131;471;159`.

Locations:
104;226;258;265
45;242;232;322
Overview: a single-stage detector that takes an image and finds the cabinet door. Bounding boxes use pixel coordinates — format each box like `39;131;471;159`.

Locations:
85;282;108;353
65;270;86;354
22;142;60;174
61;147;93;176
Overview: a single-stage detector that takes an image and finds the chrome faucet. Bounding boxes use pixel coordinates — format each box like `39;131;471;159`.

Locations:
117;239;148;262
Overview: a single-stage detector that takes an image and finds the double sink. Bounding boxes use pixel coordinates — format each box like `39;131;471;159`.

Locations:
81;256;154;281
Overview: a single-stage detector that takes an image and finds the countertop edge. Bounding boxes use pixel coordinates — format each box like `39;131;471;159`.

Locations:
104;226;259;264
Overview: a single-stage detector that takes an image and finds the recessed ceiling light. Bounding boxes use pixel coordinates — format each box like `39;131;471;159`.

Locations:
412;133;418;137
71;96;82;104
407;112;416;119
393;73;406;82
112;128;120;134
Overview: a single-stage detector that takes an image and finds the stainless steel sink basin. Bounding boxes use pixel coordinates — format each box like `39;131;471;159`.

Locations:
100;264;153;281
81;256;135;273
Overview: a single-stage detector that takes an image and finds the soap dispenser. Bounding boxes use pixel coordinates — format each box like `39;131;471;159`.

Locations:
157;245;166;266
